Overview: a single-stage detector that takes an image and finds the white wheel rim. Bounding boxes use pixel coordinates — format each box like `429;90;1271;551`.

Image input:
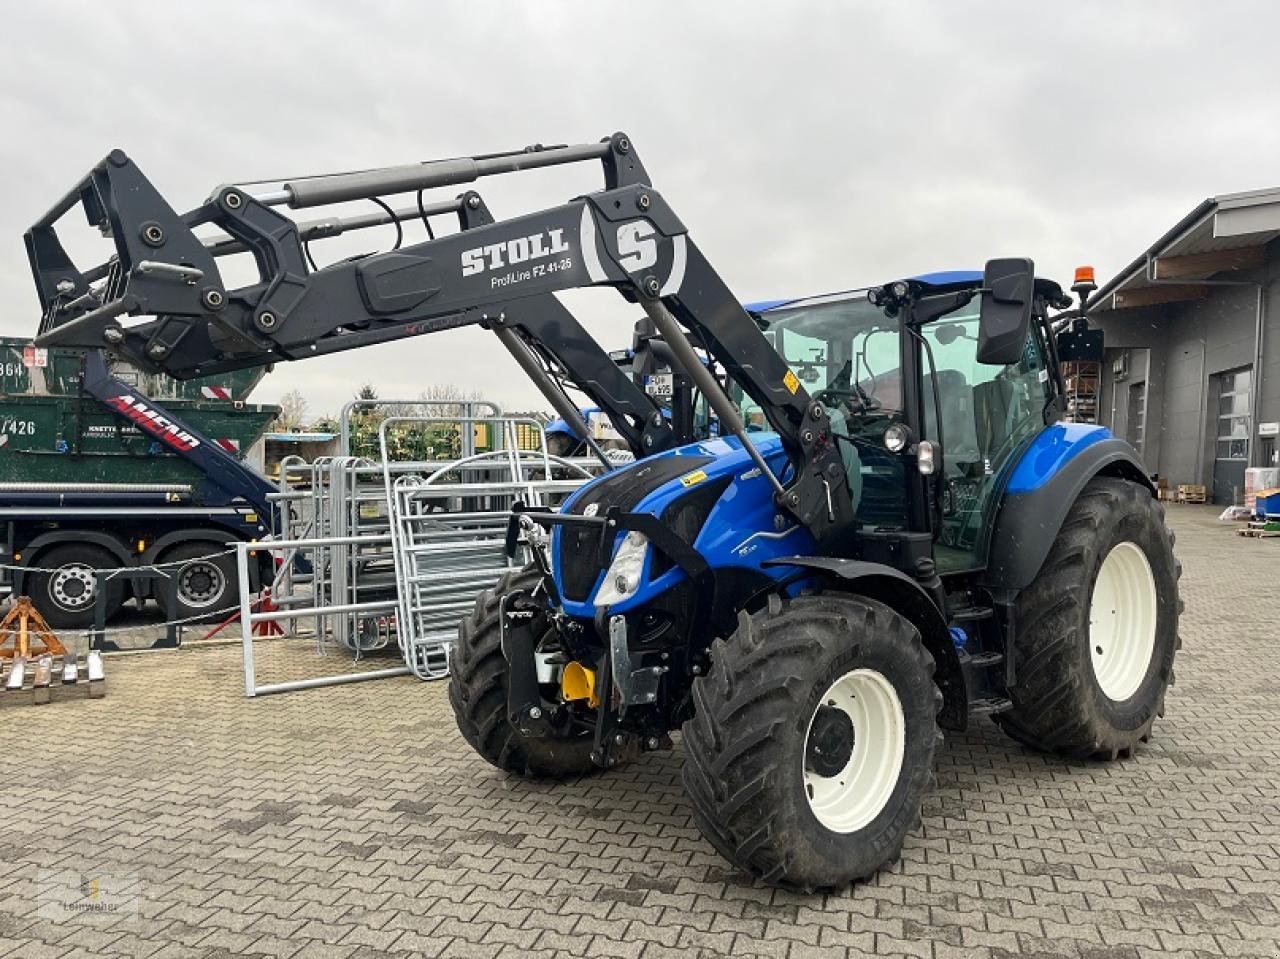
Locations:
1088;541;1157;701
802;668;906;833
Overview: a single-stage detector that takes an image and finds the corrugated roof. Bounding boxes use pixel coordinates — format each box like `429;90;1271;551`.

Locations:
1091;188;1280;312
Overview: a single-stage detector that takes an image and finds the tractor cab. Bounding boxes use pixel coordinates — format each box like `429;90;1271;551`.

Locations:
745;265;1065;574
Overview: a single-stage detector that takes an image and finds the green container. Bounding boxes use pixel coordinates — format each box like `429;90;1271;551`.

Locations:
0;338;277;487
0;337;265;401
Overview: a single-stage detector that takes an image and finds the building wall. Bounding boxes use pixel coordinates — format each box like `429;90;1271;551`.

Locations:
1091;242;1280;490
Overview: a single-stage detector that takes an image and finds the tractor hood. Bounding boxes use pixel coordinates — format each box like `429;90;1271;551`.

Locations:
551;433;813;617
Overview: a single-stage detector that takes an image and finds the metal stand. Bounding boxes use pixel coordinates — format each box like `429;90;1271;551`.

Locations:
90;568;182;652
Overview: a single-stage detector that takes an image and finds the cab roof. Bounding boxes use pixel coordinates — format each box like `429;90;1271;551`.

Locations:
746;269;1064;313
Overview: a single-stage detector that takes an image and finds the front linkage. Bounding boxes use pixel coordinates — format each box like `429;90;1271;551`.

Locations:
499;504;719;767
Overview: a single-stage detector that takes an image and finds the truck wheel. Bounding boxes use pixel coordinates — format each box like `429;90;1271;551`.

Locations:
996;478;1180;759
162;541;240;624
29;544;124;630
449;567;598;777
682;593;940;889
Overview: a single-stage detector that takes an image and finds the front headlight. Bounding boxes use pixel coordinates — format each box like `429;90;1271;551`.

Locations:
593;530;649;606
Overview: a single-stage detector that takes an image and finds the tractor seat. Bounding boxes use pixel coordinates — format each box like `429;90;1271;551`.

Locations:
924;370;979;475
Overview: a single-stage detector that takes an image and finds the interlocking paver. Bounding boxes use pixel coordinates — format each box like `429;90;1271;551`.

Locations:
1;505;1277;958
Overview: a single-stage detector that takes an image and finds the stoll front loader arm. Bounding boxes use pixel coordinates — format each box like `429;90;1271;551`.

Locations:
29;134;854;543
26;143;675;463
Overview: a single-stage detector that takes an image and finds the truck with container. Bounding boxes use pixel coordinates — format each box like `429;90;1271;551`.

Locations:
0;338;278;628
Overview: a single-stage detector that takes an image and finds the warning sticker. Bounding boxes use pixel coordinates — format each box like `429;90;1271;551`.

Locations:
680;469;708;488
783;370;800;394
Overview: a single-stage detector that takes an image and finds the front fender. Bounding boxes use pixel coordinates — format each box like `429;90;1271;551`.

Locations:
763;557;966;730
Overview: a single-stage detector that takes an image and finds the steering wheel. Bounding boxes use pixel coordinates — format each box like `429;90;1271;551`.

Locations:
813;387;882;415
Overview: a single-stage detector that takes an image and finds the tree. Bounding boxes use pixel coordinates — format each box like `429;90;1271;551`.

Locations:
271;389;308;431
416;383;487;417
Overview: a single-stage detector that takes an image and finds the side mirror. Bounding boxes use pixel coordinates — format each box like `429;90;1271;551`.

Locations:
977;257;1035;365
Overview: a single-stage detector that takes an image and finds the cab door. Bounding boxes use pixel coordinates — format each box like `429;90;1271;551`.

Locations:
920;310;1051;574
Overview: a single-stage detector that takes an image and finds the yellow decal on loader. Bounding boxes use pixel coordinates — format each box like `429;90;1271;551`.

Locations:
680;469;709;487
783;370;800;394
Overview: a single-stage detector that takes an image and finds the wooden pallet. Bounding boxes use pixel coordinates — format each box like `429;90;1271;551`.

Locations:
1176;484;1207;504
1238;520;1280;538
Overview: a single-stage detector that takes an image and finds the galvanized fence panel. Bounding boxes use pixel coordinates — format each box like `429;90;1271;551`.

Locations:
378;415;598;680
247;406;609;693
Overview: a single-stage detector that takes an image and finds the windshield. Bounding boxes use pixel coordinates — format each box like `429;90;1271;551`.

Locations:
738;293;901;428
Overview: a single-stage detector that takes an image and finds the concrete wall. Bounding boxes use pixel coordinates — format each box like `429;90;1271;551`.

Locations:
1091;240;1280;487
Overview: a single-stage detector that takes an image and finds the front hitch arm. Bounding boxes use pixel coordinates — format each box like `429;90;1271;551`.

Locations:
498;589;550;736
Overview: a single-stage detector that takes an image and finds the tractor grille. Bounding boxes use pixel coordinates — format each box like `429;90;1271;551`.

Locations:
558;525;606;602
558;455;714;602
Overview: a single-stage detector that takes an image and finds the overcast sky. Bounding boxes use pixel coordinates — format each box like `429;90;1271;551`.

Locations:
3;1;1278;418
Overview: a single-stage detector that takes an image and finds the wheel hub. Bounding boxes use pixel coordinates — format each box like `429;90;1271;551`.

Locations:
805;705;855;777
179;561;226;607
51;565;96;609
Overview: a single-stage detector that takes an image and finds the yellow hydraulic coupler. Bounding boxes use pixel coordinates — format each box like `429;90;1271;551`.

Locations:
560;662;599;709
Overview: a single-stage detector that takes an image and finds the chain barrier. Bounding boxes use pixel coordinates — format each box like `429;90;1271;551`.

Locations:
0;544;268;639
0;543;242;576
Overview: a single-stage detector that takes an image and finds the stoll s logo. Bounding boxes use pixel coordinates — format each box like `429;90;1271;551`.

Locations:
104;395;201;452
460;229;571;277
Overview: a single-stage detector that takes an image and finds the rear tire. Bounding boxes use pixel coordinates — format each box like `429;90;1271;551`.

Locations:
682;593;940;889
28;544;125;630
996;478;1181;759
448;567;597;778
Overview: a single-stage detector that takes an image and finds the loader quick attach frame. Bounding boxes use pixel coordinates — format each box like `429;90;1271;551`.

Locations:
29;133;855;543
26;141;679;464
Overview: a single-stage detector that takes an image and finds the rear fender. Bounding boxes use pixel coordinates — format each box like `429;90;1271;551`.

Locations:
142;527;255;599
764;557;966;730
982;435;1153;593
18;530;135;594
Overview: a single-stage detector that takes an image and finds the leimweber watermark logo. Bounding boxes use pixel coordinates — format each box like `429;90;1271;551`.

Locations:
37;869;142;923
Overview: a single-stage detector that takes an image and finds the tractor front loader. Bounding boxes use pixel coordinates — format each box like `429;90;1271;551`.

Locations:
29;145;680;466
28;134;1179;889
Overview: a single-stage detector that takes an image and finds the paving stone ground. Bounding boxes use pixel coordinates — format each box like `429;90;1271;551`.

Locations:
0;504;1277;959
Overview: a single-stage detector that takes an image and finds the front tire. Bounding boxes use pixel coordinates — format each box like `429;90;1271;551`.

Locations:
682;593;940;889
996;478;1181;759
448;567;597;778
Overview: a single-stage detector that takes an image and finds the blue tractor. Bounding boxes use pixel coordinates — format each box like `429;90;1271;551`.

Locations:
453;265;1180;888
28;134;1180;890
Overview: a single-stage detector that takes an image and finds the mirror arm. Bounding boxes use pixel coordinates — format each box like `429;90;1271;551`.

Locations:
910;289;976;325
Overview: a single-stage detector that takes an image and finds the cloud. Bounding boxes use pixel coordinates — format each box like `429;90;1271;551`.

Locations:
3;0;1277;414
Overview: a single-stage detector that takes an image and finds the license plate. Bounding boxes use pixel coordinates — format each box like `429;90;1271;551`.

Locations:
645;373;673;398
